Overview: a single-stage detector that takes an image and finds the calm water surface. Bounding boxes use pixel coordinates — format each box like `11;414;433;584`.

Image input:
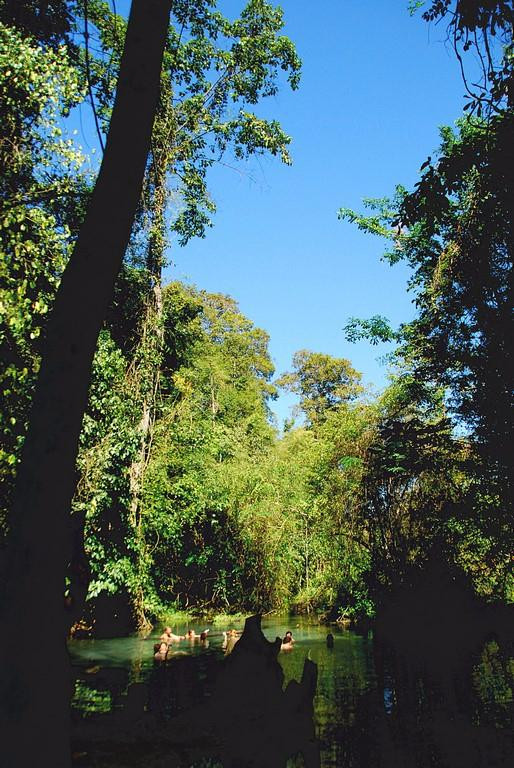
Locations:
69;615;513;767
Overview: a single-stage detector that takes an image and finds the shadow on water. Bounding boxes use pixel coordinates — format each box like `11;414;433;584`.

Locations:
69;601;513;767
365;559;514;768
71;615;319;767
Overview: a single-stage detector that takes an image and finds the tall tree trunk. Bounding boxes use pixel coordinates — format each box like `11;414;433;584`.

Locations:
0;2;171;766
128;283;164;630
127;81;173;630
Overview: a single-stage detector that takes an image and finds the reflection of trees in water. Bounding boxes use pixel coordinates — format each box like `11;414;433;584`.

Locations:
71;617;319;767
360;635;514;768
344;558;514;768
305;625;513;768
70;618;512;767
128;637;150;684
148;653;213;719
472;640;513;730
72;680;112;717
72;666;129;718
312;632;373;767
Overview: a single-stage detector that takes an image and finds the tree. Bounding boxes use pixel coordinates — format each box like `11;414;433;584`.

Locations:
1;0;303;645
277;349;362;425
0;2;172;765
340;113;513;598
0;0;73;49
73;0;301;627
0;17;86;535
142;282;279;613
355;377;461;595
340;0;513;599
338;0;514;603
417;0;513;115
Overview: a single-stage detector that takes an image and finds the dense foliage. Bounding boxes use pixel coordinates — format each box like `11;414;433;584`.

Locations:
340;1;513;603
1;0;511;636
0;15;87;534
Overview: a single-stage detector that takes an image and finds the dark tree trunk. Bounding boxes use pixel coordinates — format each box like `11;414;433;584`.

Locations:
0;1;172;766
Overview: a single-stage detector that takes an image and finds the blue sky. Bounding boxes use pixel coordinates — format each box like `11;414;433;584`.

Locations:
162;1;469;424
76;1;470;425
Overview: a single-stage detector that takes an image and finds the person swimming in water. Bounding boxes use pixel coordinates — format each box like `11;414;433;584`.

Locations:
281;630;295;650
160;626;184;644
153;641;169;663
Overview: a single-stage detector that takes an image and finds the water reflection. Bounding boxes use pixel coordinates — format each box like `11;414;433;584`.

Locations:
69;616;513;767
366;634;513;768
70;616;319;767
472;639;514;729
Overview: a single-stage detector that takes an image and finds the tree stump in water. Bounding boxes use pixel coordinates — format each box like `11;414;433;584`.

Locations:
210;614;320;767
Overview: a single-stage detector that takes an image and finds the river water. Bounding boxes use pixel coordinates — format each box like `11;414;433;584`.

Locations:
69;614;513;767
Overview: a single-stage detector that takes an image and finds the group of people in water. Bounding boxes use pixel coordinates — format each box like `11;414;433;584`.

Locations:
153;626;210;662
153;625;296;662
220;628;295;653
